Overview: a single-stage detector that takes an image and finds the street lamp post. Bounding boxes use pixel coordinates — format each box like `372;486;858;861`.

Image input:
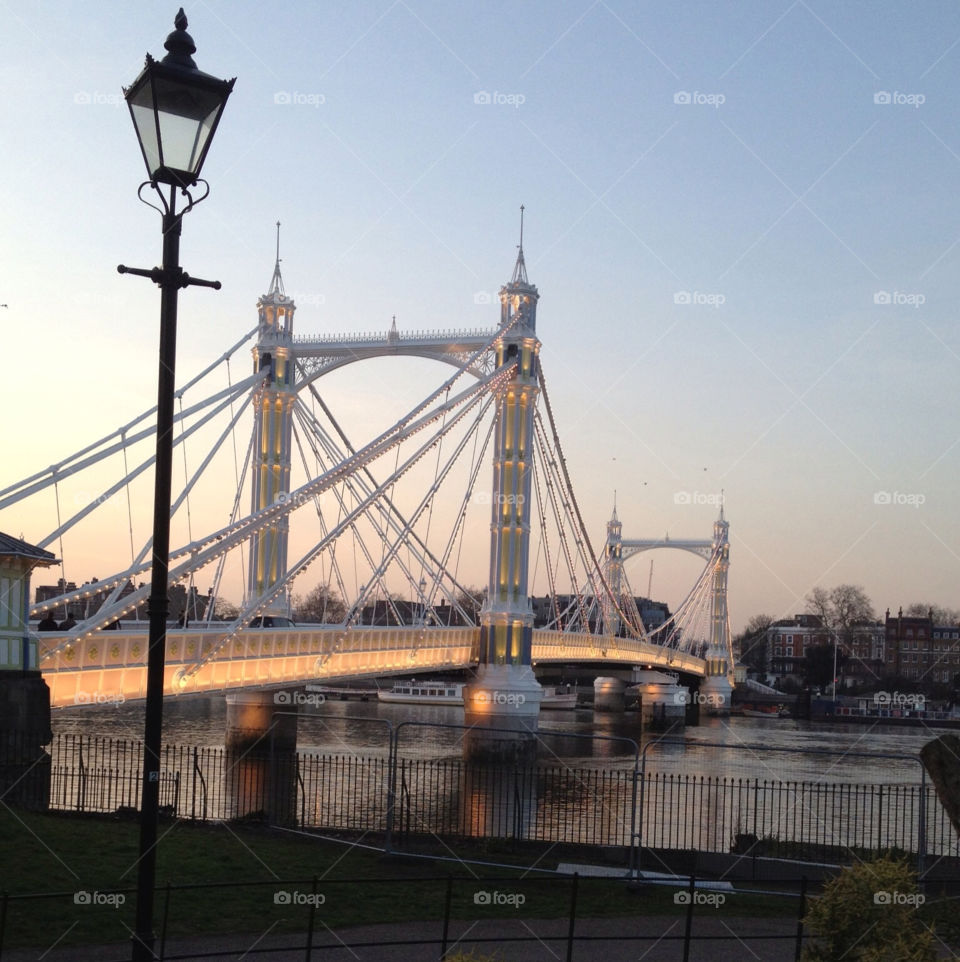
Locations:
832;632;838;703
118;10;233;961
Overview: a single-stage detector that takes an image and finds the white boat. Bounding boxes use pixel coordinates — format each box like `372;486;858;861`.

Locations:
377;679;578;709
378;680;464;705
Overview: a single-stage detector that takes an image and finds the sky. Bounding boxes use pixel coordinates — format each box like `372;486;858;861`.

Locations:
2;0;960;633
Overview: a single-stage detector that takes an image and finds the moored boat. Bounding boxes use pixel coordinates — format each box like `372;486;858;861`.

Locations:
377;679;578;709
742;704;790;718
377;679;463;705
540;684;578;710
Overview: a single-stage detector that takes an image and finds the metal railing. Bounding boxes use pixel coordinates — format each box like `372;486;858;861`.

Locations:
2;734;955;867
0;873;816;962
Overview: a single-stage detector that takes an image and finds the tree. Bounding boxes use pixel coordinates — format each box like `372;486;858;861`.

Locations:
806;585;876;686
904;602;960;625
807;585;876;641
294;584;346;624
734;614;773;675
804;643;846;689
212;598;239;621
454;585;485;623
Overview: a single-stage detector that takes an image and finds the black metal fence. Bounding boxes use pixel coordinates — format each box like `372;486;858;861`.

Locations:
3;735;956;865
0;873;816;962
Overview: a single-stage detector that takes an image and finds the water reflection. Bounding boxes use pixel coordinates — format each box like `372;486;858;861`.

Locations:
51;695;943;783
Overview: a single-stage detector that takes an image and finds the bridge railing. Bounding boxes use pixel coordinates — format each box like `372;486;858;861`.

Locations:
292;328;497;346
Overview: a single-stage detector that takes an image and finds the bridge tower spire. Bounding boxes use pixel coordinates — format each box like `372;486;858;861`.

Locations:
602;500;623;637
464;208;543;758
246;223;297;614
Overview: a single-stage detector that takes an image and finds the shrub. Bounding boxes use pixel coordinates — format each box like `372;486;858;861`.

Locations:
802;856;935;962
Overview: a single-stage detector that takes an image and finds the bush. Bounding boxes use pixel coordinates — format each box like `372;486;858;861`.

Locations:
802;856;935;961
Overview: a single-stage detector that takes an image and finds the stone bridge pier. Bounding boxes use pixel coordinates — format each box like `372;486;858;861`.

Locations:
225;689;299;824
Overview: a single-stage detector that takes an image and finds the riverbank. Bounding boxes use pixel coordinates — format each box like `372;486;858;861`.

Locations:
0;808;800;954
5;808;960;961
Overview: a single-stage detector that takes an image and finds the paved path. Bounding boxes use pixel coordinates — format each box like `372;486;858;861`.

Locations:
8;915;959;961
3;915;811;961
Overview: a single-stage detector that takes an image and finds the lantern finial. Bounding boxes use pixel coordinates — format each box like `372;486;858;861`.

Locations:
163;9;197;68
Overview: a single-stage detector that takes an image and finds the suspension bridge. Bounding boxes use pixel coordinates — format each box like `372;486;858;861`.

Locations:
1;225;733;721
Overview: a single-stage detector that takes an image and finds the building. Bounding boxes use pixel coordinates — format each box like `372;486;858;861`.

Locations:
768;614;830;680
0;532;58;810
34;578;206;625
884;608;960;686
768;614;884;688
1;533;58;671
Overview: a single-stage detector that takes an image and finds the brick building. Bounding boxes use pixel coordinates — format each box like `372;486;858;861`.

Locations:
768;614;884;687
884;608;960;686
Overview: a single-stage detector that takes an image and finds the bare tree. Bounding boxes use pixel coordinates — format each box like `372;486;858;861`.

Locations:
806;585;876;686
904;603;960;625
454;585;486;622
294;584;347;624
807;585;875;638
212;598;239;621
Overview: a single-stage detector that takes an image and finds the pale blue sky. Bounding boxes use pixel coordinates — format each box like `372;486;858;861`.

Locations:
2;1;959;630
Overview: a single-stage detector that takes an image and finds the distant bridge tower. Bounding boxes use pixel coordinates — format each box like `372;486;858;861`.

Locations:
603;503;623;637
464;209;544;757
603;505;735;711
699;505;733;711
246;225;297;614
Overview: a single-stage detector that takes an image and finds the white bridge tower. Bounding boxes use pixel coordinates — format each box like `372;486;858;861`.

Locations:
246;225;297;614
464;210;545;757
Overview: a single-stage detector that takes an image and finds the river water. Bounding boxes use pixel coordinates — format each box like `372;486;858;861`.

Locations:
51;694;942;785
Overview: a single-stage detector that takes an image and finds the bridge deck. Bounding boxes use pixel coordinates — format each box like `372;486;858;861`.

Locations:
38;626;705;708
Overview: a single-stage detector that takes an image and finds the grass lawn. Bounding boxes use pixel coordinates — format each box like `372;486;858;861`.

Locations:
0;808;800;950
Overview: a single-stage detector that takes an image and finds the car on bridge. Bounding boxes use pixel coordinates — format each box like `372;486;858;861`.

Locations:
248;615;296;628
